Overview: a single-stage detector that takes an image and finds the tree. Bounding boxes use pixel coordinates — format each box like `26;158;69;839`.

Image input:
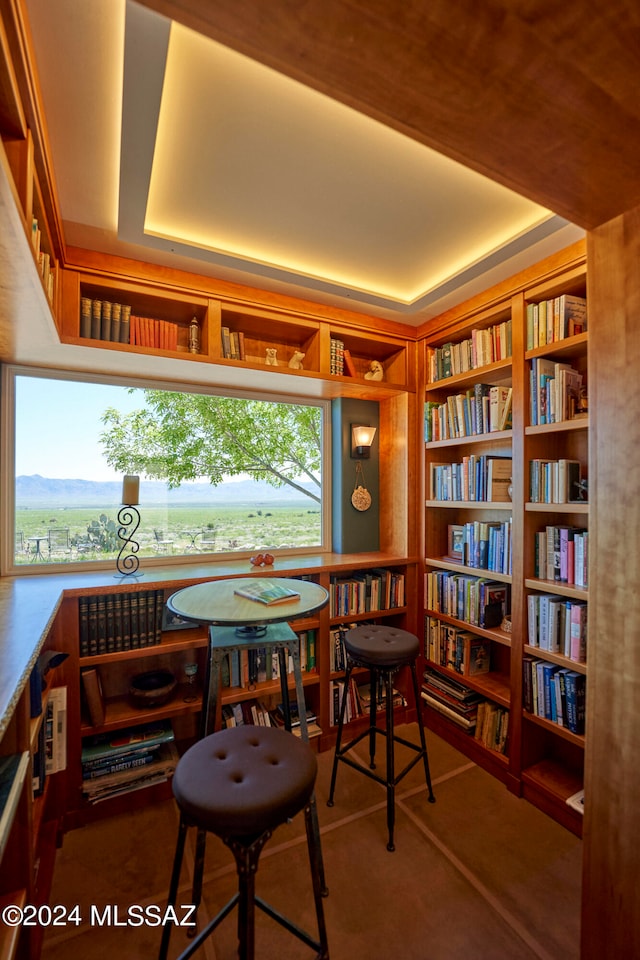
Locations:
100;390;322;503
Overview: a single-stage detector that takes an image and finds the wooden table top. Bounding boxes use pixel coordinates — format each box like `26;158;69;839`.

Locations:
167;576;329;626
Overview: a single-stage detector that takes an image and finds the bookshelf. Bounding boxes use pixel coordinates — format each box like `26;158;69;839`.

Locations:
36;560;413;826
421;242;588;833
57;263;415;399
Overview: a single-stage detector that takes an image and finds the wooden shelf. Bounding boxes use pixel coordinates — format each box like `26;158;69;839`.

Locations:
425;428;512;449
523;644;587;676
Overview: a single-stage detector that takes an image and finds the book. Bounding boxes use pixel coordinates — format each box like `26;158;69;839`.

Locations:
486;457;512;501
81;720;174;764
342;348;357;377
233;579;300;605
45;686;67;774
81;667;105;726
82;741;179;803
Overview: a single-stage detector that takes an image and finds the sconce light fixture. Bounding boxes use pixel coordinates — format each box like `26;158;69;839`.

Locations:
351;424;377;459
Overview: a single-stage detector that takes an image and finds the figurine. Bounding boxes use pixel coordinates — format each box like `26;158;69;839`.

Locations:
265;348;278;366
288;350;305;370
364;360;384;381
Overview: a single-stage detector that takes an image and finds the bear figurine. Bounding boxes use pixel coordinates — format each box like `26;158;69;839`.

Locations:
288;351;305;370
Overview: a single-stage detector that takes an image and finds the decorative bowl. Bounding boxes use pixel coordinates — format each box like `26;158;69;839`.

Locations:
129;669;177;708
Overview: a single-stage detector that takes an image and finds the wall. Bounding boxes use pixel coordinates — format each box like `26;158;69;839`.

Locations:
331;398;380;553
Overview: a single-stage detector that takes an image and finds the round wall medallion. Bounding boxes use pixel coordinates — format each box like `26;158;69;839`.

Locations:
351;485;372;512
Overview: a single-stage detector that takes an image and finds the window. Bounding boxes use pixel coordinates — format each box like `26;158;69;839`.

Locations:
6;368;328;571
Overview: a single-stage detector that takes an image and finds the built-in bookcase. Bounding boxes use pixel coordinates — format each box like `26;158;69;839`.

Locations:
422;242;588;834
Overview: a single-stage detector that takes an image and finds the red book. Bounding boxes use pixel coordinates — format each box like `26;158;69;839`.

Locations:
343;348;357;377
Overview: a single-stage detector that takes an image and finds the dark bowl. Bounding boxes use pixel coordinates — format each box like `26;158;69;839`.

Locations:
129;669;177;708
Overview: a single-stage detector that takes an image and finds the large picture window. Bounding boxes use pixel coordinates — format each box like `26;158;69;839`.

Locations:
6;369;328;570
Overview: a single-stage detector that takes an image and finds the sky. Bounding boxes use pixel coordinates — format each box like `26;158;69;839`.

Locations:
16;376;151;481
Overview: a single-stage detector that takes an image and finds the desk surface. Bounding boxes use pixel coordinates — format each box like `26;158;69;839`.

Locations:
167;576;329;626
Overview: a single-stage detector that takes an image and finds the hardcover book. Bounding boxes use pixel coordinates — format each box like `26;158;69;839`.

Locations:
233;579;300;605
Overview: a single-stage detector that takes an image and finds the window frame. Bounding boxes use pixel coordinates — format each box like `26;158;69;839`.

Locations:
1;364;332;576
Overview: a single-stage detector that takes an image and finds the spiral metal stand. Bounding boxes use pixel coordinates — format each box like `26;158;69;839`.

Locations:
115;504;142;579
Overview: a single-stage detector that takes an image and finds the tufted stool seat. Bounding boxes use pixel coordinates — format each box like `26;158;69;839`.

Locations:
159;726;328;960
327;624;435;851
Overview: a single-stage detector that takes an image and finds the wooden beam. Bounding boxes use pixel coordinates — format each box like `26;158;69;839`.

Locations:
137;0;640;229
582;206;640;959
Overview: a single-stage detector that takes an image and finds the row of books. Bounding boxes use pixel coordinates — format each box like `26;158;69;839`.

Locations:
426;318;512;383
474;701;509;754
448;519;512;575
526;294;587;350
523;657;586;735
422;667;509;754
534;525;589;586
529;458;584;504
329;568;405;617
33;686;67;797
429;455;512;502
330;337;345;375
329;679;405;727
31;216;55;303
529;357;584;425
424;385;512;442
527;594;587;662
80;297;132;343
221;699;322;739
219;630;317;688
79;590;167;656
421;667;484;733
425;570;510;630
129;315;180;350
221;326;245;359
424;617;491;677
81;720;178;804
329;626;354;672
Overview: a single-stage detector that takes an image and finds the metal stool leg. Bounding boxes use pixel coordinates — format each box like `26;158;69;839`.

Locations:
410;661;436;803
327;662;354;807
159;815;188;960
369;668;378;769
304;803;330;959
384;669;396;852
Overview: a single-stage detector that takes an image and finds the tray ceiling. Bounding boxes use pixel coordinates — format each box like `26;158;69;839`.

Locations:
24;0;583;324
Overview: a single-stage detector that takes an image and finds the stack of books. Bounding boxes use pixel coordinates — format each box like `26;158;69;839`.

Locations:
81;720;177;804
421;667;483;732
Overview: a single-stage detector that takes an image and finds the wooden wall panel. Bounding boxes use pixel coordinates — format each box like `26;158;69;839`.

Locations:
582;205;640;959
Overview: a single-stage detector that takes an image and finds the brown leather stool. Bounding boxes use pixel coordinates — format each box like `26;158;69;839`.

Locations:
159;725;329;960
327;624;435;851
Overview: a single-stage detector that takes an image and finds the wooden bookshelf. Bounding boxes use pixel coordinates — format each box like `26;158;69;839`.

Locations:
421;241;588;833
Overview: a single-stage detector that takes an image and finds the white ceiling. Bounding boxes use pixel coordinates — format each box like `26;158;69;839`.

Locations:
25;0;584;326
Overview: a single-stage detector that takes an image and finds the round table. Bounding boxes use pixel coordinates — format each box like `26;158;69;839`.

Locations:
167;576;329;631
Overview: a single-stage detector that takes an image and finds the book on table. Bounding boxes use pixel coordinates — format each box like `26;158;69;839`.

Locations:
233;579;301;605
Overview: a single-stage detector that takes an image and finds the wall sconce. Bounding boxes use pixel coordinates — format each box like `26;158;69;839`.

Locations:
351;424;377;459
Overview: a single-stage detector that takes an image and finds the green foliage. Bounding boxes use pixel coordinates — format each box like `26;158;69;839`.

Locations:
99;391;322;502
85;513;119;552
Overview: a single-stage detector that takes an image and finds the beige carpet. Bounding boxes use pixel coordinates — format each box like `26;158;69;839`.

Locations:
42;726;582;959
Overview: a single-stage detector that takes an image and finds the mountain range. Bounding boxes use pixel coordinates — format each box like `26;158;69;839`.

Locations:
16;475;315;506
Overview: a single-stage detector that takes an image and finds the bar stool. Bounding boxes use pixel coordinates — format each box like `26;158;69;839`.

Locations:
327;623;435;851
159;725;329;960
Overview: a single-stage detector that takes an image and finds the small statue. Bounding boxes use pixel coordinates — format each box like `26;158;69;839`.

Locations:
189;316;200;354
364;360;384;381
265;347;278;366
288;350;305;370
573;479;589;502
